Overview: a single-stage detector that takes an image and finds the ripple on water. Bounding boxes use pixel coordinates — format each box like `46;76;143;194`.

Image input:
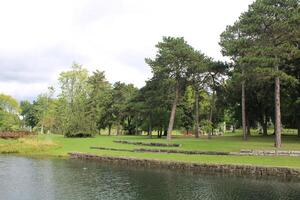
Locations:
0;156;299;200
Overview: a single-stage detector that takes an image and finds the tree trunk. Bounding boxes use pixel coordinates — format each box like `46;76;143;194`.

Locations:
208;91;215;139
274;66;282;148
148;117;152;138
246;115;251;136
127;117;132;135
247;125;251;136
158;128;162;138
117;122;121;135
149;127;152;138
135;124;138;135
41;123;44;134
163;129;167;136
194;89;200;138
167;84;179;140
298;119;300;137
108;124;111;136
242;69;247;141
262;122;268;136
262;114;268;136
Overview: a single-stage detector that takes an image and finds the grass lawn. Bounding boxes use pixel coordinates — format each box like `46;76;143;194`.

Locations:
0;132;300;169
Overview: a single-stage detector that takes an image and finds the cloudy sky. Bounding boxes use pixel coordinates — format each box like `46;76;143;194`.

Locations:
0;0;254;101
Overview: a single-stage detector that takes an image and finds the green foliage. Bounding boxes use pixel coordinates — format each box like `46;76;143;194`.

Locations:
200;120;213;134
134;77;172;134
20;100;38;129
0;94;20;131
219;0;300;138
146;37;195;83
58;63;93;136
180;86;194;133
31;87;57;133
112;82;138;134
3;0;299;140
87;70;112;132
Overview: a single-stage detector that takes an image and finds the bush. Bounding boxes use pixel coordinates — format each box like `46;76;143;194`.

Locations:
200;120;213;135
64;132;92;138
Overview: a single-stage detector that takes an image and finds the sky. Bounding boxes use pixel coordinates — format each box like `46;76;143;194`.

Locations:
0;0;254;101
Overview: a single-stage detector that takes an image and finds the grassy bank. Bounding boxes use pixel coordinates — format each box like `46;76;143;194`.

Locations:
0;133;300;168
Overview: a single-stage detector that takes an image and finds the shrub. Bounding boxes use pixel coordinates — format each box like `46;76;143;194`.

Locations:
64;132;92;138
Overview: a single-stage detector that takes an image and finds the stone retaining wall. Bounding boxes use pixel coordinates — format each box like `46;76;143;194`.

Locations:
90;146;230;155
240;149;300;157
113;140;181;147
90;146;300;157
68;152;300;179
90;147;135;152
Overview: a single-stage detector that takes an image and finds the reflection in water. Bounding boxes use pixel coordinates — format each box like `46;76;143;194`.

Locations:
0;156;299;200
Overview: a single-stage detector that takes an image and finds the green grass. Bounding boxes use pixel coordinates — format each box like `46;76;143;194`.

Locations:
0;136;58;154
1;132;300;169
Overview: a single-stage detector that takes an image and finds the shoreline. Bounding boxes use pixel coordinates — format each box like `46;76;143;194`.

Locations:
68;152;300;180
1;134;300;173
1;150;300;180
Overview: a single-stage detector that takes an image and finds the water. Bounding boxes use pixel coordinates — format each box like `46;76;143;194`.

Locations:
0;156;299;200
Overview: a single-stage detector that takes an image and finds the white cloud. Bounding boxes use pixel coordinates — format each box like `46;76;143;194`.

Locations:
0;0;254;100
0;81;49;101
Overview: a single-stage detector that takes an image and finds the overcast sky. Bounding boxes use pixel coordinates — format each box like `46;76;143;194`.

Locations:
0;0;254;101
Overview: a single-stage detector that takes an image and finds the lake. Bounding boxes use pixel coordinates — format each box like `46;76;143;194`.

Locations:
0;156;299;200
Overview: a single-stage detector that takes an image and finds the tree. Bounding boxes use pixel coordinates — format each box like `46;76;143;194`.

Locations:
187;50;209;138
220;21;254;141
180;86;194;135
0;93;20;131
220;0;300;146
58;63;92;136
111;82;137;135
135;75;173;138
281;57;300;136
238;0;299;147
206;60;228;138
20;100;38;130
146;36;195;140
98;90;115;135
33;87;55;134
87;70;111;133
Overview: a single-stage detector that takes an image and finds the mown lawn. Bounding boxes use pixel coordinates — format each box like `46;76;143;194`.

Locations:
1;133;300;168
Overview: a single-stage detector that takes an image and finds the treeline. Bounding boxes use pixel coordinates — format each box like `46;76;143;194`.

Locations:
17;59;226;138
0;0;299;144
220;0;300;147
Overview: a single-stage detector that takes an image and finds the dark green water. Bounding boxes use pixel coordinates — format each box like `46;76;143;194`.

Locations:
0;156;300;200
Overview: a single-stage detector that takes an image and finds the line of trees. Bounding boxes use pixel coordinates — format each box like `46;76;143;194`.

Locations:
1;0;299;146
18;54;225;138
220;0;300;147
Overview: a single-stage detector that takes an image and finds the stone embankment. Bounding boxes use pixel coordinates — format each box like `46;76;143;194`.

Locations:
90;146;300;157
238;149;300;157
113;140;182;147
90;146;230;155
69;152;300;179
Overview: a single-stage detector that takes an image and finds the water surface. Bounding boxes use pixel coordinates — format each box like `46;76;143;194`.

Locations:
0;156;299;200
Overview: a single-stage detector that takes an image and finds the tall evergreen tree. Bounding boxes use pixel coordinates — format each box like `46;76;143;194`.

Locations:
146;37;195;140
220;0;300;146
